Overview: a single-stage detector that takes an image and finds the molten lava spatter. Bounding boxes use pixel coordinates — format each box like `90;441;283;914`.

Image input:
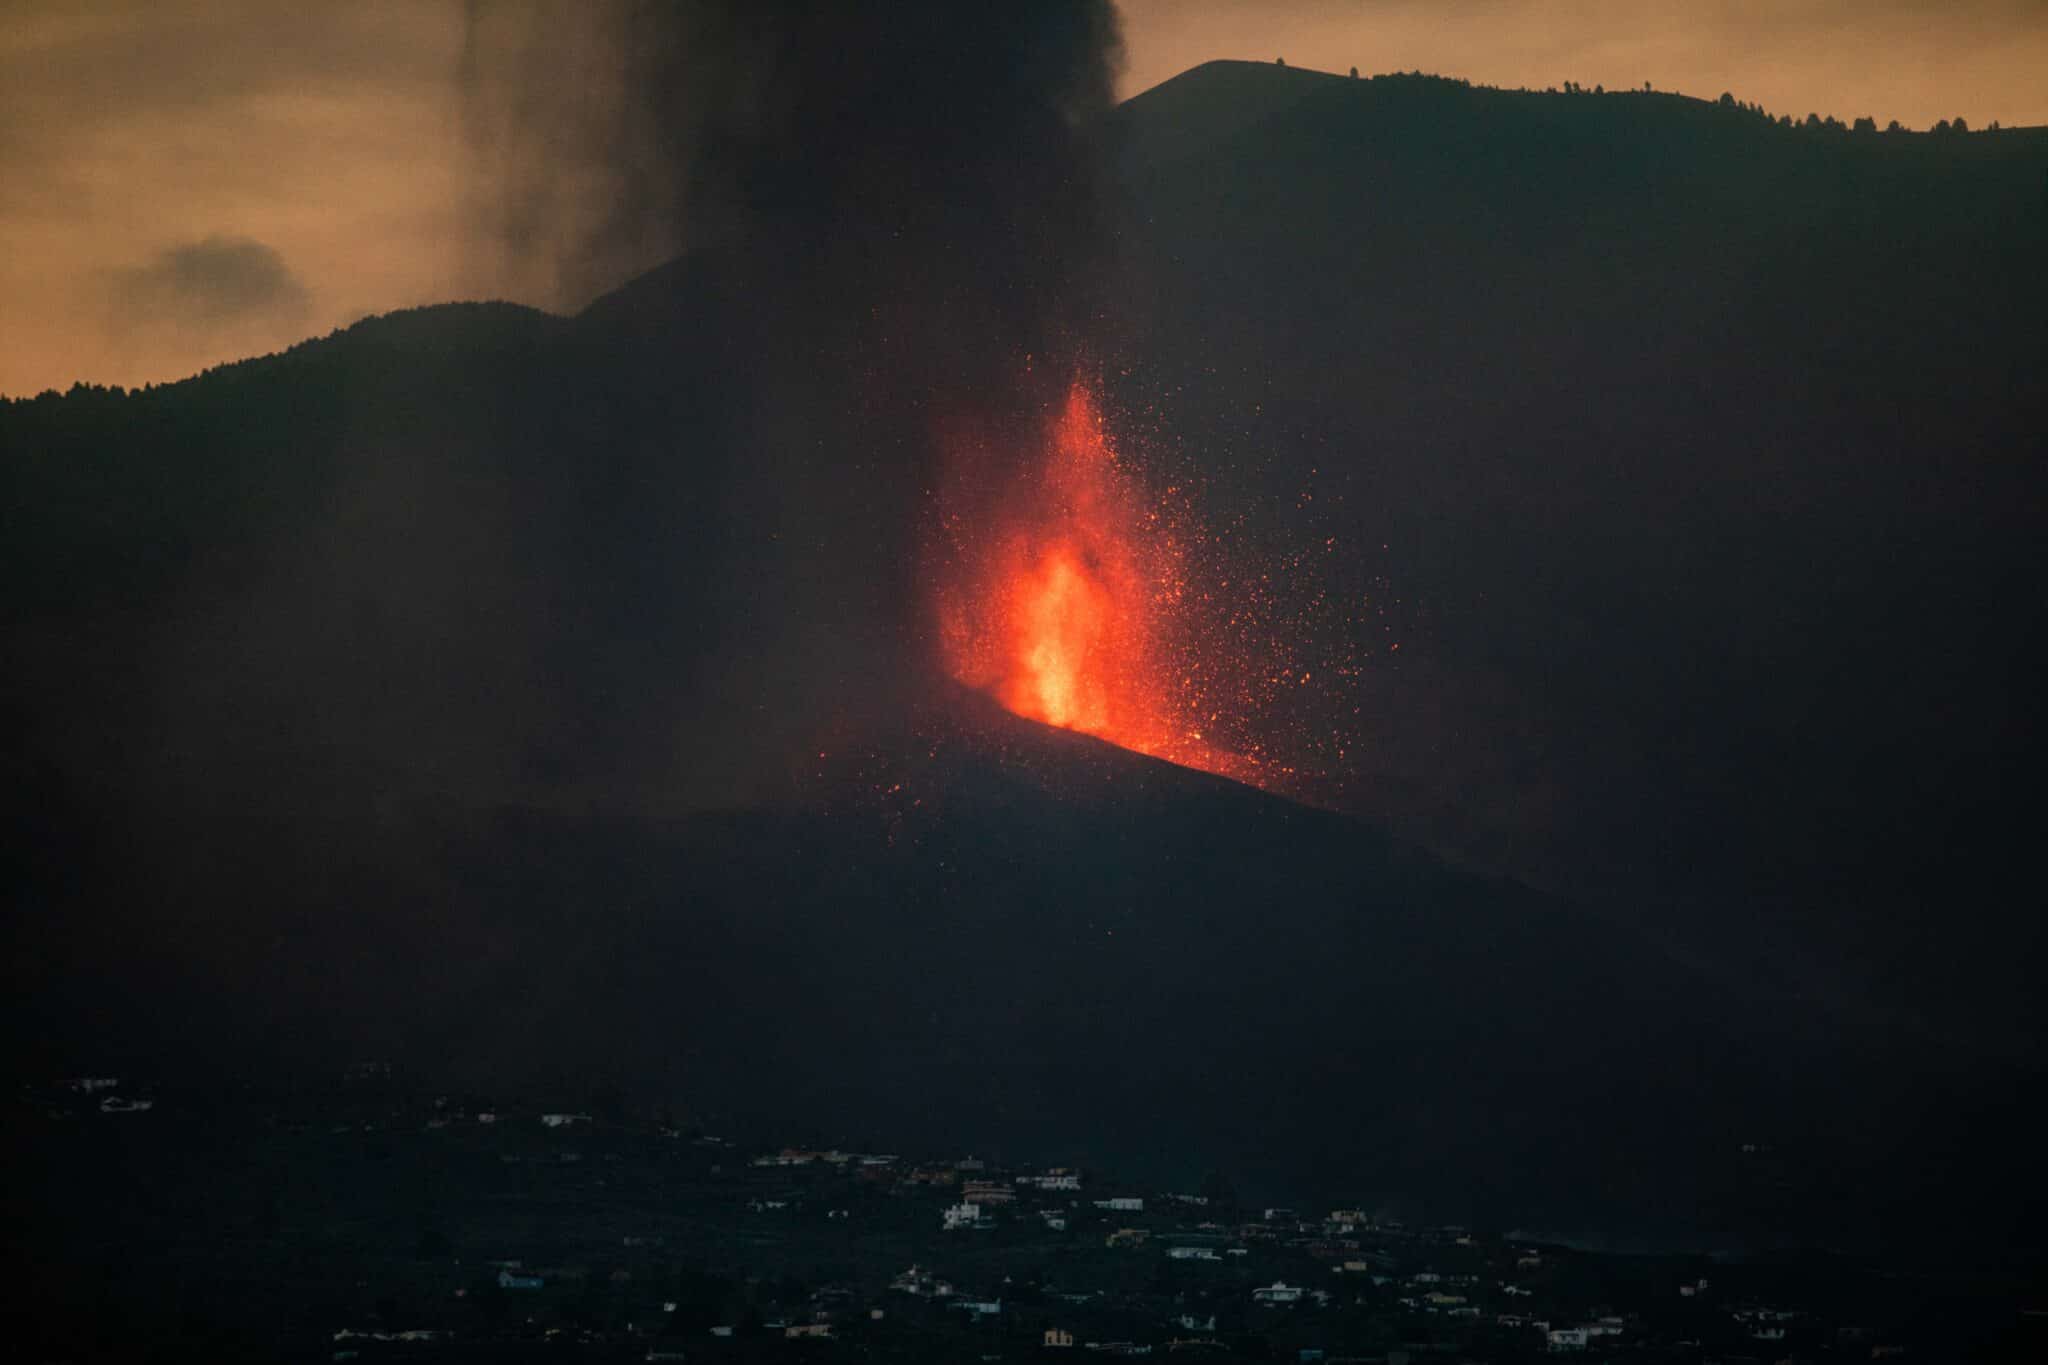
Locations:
936;382;1260;785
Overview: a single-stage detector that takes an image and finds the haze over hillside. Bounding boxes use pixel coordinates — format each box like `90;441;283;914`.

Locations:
1099;61;2047;1031
5;63;2045;1254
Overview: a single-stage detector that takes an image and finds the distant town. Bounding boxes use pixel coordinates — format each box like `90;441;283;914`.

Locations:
15;1071;2045;1362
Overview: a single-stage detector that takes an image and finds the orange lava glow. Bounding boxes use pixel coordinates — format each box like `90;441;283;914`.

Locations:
936;382;1260;785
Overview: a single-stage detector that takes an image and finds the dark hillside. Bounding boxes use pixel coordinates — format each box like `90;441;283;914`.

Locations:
1100;62;2048;1039
11;676;2030;1254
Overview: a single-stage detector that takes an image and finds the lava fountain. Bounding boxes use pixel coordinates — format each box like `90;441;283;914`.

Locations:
934;380;1267;786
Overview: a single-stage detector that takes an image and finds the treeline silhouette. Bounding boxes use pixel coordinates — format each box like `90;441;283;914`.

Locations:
1261;63;2011;134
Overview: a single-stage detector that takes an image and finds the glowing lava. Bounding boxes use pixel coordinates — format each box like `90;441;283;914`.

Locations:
936;381;1259;784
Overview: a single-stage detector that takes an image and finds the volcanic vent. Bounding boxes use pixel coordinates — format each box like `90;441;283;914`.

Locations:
930;378;1364;794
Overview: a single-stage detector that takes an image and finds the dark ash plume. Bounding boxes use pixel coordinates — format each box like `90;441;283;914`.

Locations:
461;0;1126;334
460;0;1131;727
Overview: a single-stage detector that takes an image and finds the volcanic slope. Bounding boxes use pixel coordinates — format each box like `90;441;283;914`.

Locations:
1097;61;2048;1046
4;68;2045;1257
399;688;2024;1257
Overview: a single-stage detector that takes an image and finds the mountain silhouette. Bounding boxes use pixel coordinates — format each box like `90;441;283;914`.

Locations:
4;63;2044;1253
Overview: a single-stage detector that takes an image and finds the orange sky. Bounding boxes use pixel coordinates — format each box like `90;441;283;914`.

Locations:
3;0;2043;397
1116;0;2048;125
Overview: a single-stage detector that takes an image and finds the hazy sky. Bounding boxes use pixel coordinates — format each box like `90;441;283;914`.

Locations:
4;0;2044;396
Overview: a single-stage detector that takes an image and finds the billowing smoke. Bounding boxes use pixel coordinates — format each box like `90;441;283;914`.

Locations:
454;0;1131;736
461;1;1124;341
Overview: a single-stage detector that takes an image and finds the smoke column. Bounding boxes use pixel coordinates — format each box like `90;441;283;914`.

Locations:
460;0;1129;692
460;1;1124;362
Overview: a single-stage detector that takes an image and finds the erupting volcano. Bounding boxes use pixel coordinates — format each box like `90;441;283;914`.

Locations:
935;381;1279;788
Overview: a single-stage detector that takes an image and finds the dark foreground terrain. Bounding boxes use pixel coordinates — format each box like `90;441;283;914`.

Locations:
13;1074;2048;1364
11;684;2042;1260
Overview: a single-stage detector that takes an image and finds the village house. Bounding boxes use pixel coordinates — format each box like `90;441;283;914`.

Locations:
1045;1327;1074;1347
1254;1282;1304;1305
1095;1196;1144;1212
963;1180;1015;1205
333;1329;444;1344
942;1202;985;1231
889;1266;954;1298
497;1269;544;1291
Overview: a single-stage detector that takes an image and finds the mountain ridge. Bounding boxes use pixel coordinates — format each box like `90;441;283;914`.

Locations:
5;60;2044;1254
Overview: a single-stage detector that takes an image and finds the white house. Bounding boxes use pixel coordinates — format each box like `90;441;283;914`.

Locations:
1253;1282;1303;1305
889;1266;955;1298
1095;1196;1144;1212
1546;1327;1589;1351
1167;1246;1220;1261
942;1202;985;1230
